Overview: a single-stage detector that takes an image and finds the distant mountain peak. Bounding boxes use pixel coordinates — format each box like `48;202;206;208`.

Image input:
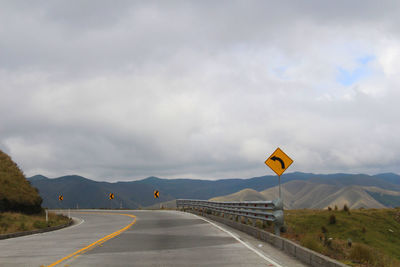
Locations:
56;175;95;183
142;176;162;181
28;175;49;181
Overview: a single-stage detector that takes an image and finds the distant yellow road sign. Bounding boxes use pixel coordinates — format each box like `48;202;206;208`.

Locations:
59;195;63;201
154;190;159;199
109;193;114;200
265;147;293;176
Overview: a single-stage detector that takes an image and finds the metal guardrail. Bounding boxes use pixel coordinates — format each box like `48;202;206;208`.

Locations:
176;198;284;235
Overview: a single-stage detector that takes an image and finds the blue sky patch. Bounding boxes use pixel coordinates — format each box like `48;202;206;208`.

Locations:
336;55;375;86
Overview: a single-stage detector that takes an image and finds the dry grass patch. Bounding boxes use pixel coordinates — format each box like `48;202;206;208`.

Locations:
0;211;70;235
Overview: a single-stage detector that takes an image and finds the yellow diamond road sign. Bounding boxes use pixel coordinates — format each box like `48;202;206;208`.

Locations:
265;147;293;176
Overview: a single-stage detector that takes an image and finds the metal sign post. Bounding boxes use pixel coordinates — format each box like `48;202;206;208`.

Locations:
278;175;281;199
265;147;293;236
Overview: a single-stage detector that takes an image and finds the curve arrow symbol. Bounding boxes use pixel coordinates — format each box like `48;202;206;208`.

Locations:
270;156;285;169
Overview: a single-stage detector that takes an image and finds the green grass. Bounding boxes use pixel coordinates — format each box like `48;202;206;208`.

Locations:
276;208;400;266
0;211;70;235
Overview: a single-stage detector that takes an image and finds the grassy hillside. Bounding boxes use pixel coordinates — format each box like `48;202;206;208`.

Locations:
278;208;400;266
0;150;42;213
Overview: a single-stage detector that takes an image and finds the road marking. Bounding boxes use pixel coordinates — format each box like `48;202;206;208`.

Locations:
192;214;283;267
53;217;84;233
45;212;136;267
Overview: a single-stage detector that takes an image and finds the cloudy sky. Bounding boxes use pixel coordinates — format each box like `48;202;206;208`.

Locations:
1;1;400;181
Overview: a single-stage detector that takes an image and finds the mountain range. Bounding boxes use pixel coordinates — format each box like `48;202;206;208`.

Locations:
28;172;400;209
210;180;400;209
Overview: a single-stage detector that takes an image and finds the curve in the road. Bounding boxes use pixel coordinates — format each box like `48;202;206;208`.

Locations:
46;212;136;267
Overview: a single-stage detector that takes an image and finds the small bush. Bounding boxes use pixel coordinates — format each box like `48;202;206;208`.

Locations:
328;206;332;211
329;214;336;224
325;237;332;247
349;244;396;266
334;205;338;211
343;204;349;212
350;244;378;265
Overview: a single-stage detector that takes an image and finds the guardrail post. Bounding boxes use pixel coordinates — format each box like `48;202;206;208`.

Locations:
273;209;284;236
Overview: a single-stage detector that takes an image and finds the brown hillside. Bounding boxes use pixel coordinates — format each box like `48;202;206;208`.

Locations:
210;188;266;202
317;185;386;209
211;180;388;209
0;150;42;213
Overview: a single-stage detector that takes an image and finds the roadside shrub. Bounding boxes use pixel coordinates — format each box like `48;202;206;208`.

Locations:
325;237;332;247
327;206;332;211
350;243;388;266
329;214;336;224
321;225;328;243
349;243;397;266
343;204;349;212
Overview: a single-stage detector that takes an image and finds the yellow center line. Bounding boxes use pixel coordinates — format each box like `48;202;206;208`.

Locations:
45;212;137;267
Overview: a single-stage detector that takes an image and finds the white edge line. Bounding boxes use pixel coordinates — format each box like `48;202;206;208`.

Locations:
64;217;85;230
190;213;284;267
40;217;85;236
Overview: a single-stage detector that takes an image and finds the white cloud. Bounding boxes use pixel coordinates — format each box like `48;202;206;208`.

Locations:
1;1;400;180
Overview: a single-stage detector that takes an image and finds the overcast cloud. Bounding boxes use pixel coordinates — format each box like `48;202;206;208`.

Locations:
1;1;400;181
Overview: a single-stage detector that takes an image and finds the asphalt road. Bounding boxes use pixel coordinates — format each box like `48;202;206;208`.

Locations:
0;210;308;267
